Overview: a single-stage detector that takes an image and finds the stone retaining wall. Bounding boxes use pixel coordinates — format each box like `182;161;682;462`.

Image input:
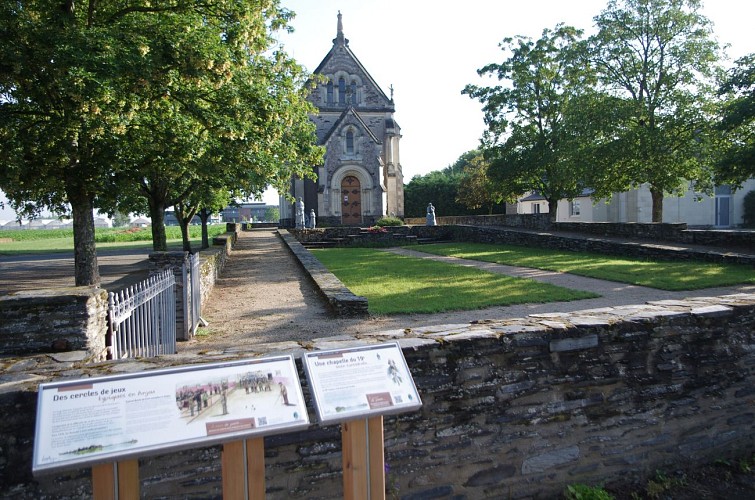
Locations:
279;229;368;317
405;213;553;230
0;287;108;360
451;225;755;265
404;215;755;250
2;292;753;498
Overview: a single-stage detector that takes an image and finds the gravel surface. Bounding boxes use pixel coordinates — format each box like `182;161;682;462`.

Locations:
179;229;754;354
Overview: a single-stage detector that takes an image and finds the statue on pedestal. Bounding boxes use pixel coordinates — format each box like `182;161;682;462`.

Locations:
426;202;437;226
295;197;305;229
308;209;317;229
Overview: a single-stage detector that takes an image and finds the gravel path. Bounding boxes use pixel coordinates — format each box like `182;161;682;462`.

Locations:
179;229;754;354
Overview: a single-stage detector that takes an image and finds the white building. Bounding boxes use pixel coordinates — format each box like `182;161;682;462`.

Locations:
517;179;755;228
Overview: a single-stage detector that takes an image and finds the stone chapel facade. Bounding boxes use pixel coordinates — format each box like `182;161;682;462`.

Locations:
280;12;404;227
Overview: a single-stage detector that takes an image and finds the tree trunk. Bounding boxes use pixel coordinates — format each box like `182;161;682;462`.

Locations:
175;211;192;253
200;208;210;249
69;191;101;286
650;187;664;223
149;200;168;251
547;198;558;221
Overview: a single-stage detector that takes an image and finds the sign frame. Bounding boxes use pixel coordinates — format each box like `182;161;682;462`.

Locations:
302;342;422;424
33;356;309;475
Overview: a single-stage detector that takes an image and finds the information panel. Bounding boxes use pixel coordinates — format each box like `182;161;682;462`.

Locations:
303;342;422;424
33;356;308;474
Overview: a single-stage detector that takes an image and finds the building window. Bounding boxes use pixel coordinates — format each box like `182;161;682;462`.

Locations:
570;200;581;216
351;81;357;104
346;130;354;154
327;80;334;104
533;204;541;214
338;77;346;104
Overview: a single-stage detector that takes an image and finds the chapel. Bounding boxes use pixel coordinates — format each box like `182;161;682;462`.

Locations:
281;12;404;226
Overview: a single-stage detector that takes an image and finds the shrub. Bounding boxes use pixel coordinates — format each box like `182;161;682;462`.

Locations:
374;216;403;227
564;484;614;500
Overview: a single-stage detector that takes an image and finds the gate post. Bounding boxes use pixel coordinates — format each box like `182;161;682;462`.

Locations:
148;251;190;340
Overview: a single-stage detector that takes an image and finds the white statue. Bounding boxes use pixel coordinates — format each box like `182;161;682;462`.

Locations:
308;209;317;229
426;202;437;226
295;197;305;229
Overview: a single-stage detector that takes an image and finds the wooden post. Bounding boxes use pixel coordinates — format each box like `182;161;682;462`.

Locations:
368;415;385;498
342;416;385;500
222;438;266;499
91;459;139;500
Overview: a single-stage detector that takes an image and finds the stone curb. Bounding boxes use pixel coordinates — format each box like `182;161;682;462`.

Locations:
277;229;369;317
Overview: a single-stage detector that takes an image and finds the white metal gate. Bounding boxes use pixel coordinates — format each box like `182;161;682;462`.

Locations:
107;270;177;359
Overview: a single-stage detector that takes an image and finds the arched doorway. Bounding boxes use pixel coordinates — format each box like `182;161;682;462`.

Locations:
341;176;362;225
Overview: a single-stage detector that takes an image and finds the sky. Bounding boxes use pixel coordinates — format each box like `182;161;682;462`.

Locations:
2;0;753;217
275;0;755;184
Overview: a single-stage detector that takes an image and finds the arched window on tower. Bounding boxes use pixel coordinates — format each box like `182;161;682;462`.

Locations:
346;130;354;154
338;77;346;104
351;81;357;105
327;80;334;105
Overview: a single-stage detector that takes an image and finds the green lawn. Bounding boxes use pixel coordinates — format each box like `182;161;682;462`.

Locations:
311;248;598;315
0;225;228;255
411;242;755;291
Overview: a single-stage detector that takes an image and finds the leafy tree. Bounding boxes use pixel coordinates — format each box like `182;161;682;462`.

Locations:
715;54;755;189
103;4;322;252
264;206;280;222
456;152;511;214
112;211;131;228
0;0;320;285
404;170;464;218
464;25;591;217
587;0;721;222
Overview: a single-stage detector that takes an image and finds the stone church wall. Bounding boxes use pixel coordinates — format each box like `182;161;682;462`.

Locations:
2;294;753;498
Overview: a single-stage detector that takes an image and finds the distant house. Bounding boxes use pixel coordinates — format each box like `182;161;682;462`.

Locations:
130;217;151;228
517;179;755;228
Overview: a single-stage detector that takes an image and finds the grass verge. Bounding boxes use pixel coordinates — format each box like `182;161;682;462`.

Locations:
311;248;598;315
410;243;755;291
0;225;228;255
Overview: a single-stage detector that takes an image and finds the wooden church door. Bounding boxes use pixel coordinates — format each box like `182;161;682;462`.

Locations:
341;176;362;225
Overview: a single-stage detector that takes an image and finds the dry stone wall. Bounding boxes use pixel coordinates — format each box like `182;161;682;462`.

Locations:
0;287;108;359
2;292;753;498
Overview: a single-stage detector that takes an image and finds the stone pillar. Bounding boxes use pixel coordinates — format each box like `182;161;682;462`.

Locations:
149;251;189;340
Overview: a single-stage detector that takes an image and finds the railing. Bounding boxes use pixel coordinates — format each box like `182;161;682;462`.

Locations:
107;270;177;359
183;252;202;338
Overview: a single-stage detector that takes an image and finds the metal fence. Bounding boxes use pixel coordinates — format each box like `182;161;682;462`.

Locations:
107;270;177;359
183;252;203;338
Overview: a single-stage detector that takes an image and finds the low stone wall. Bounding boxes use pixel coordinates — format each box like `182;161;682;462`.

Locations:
406;213;553;230
279;229;369;317
0;287;109;360
290;225;455;246
405;214;755;250
555;221;687;240
2;292;753;498
451;225;755;265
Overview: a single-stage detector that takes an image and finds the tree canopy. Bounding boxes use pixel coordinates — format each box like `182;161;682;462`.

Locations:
0;0;321;284
463;25;591;216
716;53;755;189
586;0;721;221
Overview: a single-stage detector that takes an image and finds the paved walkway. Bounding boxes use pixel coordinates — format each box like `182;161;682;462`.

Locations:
179;229;754;354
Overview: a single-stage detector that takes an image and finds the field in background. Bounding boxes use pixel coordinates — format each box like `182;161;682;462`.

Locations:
0;225;228;254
